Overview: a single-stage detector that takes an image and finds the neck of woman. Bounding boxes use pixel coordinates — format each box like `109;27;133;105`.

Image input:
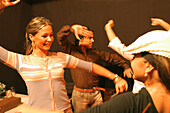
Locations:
32;50;49;58
144;70;165;92
146;81;170;113
146;82;168;94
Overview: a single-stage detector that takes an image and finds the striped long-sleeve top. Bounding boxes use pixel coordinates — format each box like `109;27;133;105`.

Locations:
0;46;92;111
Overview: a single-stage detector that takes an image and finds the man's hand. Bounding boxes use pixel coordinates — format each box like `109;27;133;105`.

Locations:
71;24;93;40
123;68;133;78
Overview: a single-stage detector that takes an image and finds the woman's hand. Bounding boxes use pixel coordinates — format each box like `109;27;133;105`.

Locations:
151;18;170;31
151;18;164;26
0;0;20;9
114;77;128;95
105;19;114;30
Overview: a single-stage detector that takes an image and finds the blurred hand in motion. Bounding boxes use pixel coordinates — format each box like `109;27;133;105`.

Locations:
0;0;20;9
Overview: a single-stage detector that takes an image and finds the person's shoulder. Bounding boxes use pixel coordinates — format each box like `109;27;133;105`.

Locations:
136;87;147;95
133;88;151;101
92;48;111;53
118;88;148;102
108;92;135;106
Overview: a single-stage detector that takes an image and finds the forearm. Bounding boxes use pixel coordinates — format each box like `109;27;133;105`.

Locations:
105;26;117;42
0;46;8;62
160;21;170;31
151;18;170;31
57;25;72;53
77;61;122;83
0;46;19;69
57;25;71;42
92;63;118;81
72;57;121;82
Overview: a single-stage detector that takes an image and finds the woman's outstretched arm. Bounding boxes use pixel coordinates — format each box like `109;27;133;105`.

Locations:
105;20;117;42
105;20;134;60
151;18;170;31
92;63;128;94
63;53;129;94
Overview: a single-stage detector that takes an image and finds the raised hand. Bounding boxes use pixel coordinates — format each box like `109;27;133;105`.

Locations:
71;24;93;40
0;0;20;9
151;18;170;31
105;19;114;30
151;18;164;26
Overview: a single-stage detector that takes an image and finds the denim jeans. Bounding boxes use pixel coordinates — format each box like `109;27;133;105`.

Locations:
72;88;103;112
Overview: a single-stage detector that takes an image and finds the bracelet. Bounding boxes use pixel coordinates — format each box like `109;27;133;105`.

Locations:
113;74;122;83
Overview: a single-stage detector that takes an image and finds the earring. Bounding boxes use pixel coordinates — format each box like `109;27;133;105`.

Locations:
144;71;148;77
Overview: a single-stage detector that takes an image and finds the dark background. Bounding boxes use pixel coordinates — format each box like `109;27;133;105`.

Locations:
0;0;170;94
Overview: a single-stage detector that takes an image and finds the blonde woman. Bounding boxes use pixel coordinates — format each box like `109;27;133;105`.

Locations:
0;14;123;113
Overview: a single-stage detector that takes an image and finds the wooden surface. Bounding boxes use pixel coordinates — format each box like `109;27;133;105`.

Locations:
0;97;21;113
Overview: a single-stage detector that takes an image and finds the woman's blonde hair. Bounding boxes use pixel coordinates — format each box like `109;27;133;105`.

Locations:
25;17;52;55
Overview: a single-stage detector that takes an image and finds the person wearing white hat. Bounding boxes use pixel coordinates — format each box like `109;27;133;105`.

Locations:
105;20;145;93
105;19;170;93
77;21;170;113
